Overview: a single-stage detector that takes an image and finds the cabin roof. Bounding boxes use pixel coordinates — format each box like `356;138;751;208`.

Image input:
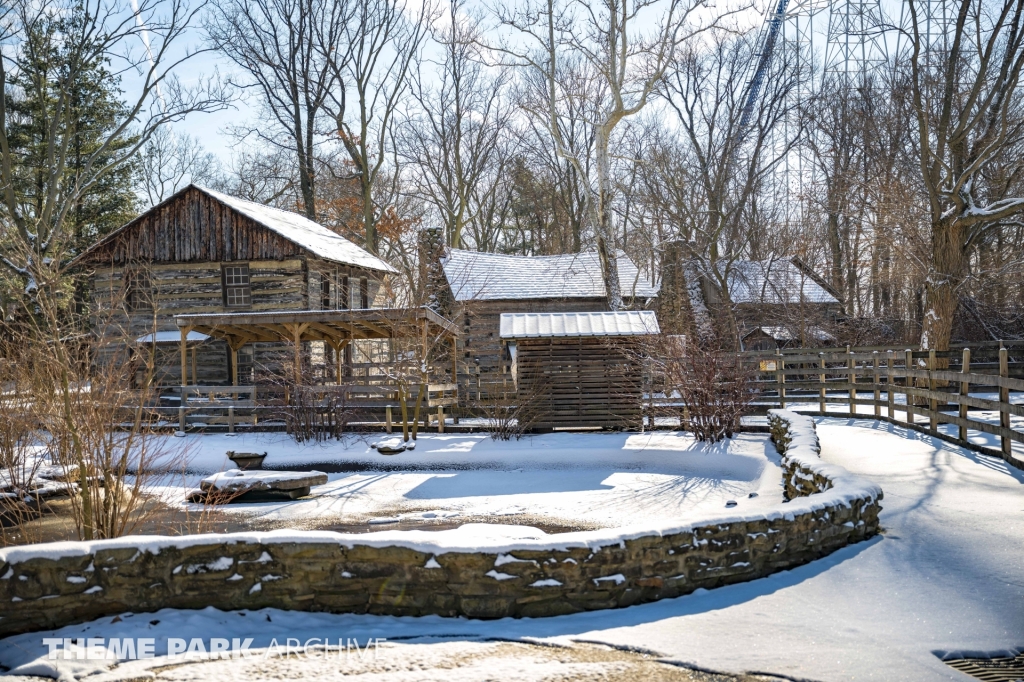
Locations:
442;249;658;302
196;187;395;273
726;259;839;305
743;325;835;343
500;311;661;339
71;184;396;273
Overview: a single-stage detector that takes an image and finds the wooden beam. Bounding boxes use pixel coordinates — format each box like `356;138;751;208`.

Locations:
284;323;311;386
180;326;191;388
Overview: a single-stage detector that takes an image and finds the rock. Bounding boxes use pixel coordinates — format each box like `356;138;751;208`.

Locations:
196;470;328;503
725;500;738;508
374;437;407;455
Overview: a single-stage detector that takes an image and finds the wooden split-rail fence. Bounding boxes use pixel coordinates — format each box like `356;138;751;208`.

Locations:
740;341;1024;464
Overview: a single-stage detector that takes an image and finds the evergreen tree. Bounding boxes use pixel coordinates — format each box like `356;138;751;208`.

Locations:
3;9;138;262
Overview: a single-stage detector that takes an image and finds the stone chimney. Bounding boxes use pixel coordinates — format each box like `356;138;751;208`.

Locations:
417;227;451;315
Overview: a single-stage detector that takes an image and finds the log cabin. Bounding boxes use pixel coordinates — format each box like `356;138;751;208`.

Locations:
657;248;842;349
71;184;397;386
435;244;659;401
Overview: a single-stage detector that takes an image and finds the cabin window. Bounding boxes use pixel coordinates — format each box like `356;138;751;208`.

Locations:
221;264;252;308
360;277;369;309
125;268;152;312
321;275;331;309
340;276;350;310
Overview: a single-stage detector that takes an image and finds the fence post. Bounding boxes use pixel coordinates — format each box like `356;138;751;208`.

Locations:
819;353;826;414
848;350;856;416
873;351;880;418
1000;344;1011;458
886;350;894;418
928;348;937;433
959;348;970;442
905;349;914;425
777;350;786;409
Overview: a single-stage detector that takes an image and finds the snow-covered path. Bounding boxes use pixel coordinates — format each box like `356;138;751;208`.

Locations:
555;417;1024;680
3;420;1021;681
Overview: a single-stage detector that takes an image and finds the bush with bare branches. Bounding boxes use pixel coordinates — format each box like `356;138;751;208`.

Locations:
648;335;755;442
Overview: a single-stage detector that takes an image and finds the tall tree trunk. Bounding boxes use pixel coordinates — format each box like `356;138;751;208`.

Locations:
920;219;964;351
362;179;376;253
595;128;622;310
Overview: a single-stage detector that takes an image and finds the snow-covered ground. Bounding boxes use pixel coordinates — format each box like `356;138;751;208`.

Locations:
3;419;1022;681
149;431;783;530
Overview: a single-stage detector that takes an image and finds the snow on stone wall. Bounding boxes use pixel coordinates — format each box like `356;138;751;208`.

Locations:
0;415;881;636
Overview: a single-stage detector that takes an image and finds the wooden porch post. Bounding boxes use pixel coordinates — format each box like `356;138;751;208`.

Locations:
283;323;310;387
227;337;247;435
179;326;192;432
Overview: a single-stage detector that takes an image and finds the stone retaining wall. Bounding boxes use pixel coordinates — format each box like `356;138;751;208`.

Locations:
0;411;882;637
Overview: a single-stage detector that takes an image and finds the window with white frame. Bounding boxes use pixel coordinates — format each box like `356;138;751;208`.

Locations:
222;263;252;308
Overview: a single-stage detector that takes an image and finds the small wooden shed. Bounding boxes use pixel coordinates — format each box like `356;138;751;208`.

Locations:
500;311;660;430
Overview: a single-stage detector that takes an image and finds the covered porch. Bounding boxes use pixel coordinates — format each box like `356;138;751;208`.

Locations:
171;307;461;432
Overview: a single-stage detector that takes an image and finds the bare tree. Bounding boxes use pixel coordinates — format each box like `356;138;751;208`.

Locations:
0;0;228;299
902;0;1024;350
657;29;800;345
486;0;721;309
326;0;436;252
139;127;221;206
401;0;516;249
206;0;351;221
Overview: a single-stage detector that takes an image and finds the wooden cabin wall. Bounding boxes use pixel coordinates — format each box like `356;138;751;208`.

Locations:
89;259;306;386
304;257;386;311
94;187;306;264
456;297;608;403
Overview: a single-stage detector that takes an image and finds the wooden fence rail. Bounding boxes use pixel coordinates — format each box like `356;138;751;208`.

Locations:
737;345;1024;466
168;383;459;434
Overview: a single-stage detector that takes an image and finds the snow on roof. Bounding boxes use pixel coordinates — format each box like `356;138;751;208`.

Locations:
745;326;835;342
500;311;661;339
196;186;396;274
726;260;838;305
136;331;210;344
442;249;659;301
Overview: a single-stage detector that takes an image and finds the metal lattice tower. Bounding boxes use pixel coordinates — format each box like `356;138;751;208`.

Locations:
777;0;827;227
822;0;890;87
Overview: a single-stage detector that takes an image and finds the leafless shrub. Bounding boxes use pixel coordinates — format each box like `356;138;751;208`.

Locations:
476;377;536;441
648;334;755;442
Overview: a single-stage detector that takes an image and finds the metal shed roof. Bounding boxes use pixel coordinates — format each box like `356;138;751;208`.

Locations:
499;311;661;339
